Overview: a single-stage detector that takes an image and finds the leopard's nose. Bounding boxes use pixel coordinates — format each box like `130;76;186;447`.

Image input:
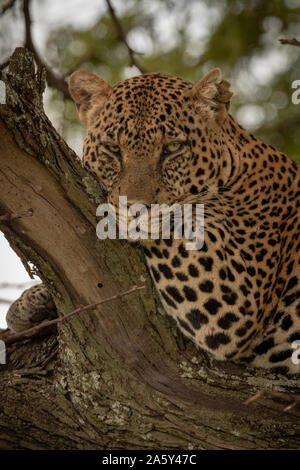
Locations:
126;199;151;209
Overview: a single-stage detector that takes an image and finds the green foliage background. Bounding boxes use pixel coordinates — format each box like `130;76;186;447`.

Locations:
1;0;300;162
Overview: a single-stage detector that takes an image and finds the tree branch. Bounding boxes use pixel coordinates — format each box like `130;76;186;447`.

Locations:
2;0;148;93
105;0;147;74
0;298;12;304
279;38;300;47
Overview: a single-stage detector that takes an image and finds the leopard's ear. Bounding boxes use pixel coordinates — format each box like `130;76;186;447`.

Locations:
186;68;232;124
68;70;112;125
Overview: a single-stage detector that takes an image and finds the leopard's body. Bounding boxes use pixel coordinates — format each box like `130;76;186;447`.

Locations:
7;69;300;375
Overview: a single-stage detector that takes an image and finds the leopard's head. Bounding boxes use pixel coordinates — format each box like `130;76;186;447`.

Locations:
69;69;233;211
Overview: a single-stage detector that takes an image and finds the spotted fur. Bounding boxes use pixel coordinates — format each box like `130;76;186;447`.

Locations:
6;284;56;332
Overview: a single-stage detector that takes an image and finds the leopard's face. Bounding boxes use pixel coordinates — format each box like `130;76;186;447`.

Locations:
70;70;232;212
83;107;191;207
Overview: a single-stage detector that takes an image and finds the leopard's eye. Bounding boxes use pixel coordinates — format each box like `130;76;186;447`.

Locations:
105;144;120;154
163;142;182;154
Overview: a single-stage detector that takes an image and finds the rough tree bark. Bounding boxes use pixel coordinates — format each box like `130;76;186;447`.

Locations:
0;48;299;450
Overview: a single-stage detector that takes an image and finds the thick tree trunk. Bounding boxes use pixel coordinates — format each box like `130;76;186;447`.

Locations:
0;48;299;450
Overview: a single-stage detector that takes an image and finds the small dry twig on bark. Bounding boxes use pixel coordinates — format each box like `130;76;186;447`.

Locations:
2;285;145;344
279;38;300;48
245;389;300;412
0;208;33;223
105;0;147;74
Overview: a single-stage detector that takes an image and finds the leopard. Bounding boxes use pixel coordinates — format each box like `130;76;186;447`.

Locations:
6;68;300;376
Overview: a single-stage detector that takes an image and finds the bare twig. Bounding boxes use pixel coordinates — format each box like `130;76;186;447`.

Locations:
245;389;300;412
0;281;38;289
0;0;17;16
279;38;300;48
105;0;147;74
0;208;33;223
22;0;70;98
0;298;12;304
244;390;264;405
2;285;145;344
